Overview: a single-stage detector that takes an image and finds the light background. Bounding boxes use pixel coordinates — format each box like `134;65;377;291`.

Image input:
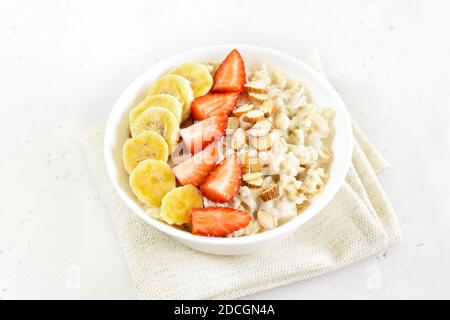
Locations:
0;0;449;299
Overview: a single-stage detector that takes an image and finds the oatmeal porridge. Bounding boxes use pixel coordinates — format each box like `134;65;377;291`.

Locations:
121;49;334;238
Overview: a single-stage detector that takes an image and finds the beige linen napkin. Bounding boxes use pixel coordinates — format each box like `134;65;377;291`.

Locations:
80;50;401;299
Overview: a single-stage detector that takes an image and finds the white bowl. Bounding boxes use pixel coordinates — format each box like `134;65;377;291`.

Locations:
104;45;353;255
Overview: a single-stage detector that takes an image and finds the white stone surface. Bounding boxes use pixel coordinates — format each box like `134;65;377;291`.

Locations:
0;0;449;300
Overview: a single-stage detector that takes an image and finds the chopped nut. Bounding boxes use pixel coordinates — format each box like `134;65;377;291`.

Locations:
244;81;266;94
247;119;272;137
242;110;265;123
244;178;264;188
260;100;275;117
238;115;253;129
257;209;278;229
243;172;263;182
227;117;240;130
250;135;272;151
242;156;263;173
259;184;280;202
244;220;261;235
231;128;246;151
233;104;254;117
248;92;269;104
239;203;250;212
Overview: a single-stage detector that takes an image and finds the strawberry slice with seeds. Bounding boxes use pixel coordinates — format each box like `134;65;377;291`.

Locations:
200;153;242;203
172;144;218;186
190;207;251;237
180;113;227;154
211;49;246;93
191;92;240;120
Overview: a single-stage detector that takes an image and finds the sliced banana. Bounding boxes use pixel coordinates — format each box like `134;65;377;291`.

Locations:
130;107;180;152
129;159;176;207
147;74;194;122
129;94;183;125
122;131;169;174
160;185;203;225
169;63;213;98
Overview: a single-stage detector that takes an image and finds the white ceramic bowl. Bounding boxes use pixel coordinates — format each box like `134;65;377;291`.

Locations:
104;45;353;255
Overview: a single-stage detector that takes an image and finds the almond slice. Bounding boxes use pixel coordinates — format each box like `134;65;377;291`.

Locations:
259;184;280;202
244;178;263;189
257;209;278;229
233;104;254;117
242;110;265;123
243;172;263;182
227;117;240;130
260;100;275;117
231;128;246;151
247;119;272;137
244;81;266;94
248;92;269;105
237;115;252;130
242;156;262;173
239;203;250;212
250;135;272;151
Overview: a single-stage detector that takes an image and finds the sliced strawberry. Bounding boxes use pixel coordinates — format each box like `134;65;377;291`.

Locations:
191;92;240;120
172;144;218;186
180;113;227;154
190;207;251;237
211;49;246;93
200;154;241;203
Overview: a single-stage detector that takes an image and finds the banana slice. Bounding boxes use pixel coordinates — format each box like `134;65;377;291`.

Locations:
122;131;169;174
130;107;180;152
147;74;194;122
129;94;183;125
160;185;203;225
169;63;213;98
129;159;176;207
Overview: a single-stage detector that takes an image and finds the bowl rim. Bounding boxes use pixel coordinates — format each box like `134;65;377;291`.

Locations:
104;44;353;247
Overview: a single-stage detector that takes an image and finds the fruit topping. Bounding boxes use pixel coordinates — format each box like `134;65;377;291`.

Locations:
129;159;176;207
160;185;203;225
211;49;246;93
191;92;240;120
172;144;218;186
200;154;242;203
180;113;227;154
190;207;251;237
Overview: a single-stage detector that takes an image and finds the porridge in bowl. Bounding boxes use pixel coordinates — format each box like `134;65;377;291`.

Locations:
121;49;334;238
